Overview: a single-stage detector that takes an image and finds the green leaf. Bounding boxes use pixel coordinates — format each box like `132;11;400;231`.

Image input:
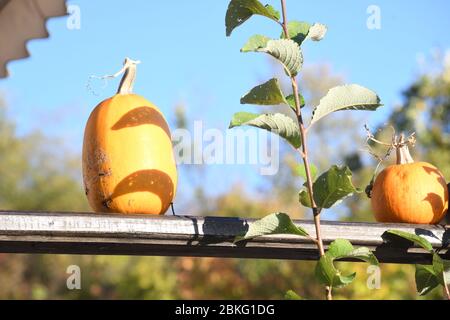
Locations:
229;112;302;149
295;163;317;181
241;34;270;52
280;21;311;46
234;212;309;242
263;4;280;20
225;0;280;36
315;254;356;288
432;254;450;287
415;264;440;296
310;84;382;125
240;78;287;105
285;93;305;111
315;239;378;288
299;165;361;209
242;38;303;77
257;39;303;77
385;230;433;252
298;189;313;208
326;239;378;265
285;290;303;300
343;247;379;266
307;23;327;41
326;239;354;258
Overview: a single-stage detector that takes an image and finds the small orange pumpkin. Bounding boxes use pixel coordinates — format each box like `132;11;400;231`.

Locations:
82;58;177;214
371;135;448;224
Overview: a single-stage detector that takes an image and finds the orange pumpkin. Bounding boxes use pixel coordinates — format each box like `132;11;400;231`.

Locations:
371;135;448;224
82;58;177;214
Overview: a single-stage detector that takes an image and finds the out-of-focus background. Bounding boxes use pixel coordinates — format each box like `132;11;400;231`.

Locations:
0;0;449;299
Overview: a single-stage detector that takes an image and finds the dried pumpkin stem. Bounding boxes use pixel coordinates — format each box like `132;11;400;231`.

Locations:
395;134;414;165
117;58;141;95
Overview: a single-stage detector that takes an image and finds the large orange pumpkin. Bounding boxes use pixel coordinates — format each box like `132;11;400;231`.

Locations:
371;135;448;224
82;58;177;214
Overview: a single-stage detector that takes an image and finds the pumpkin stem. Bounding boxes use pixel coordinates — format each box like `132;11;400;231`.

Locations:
116;58;141;95
395;133;414;165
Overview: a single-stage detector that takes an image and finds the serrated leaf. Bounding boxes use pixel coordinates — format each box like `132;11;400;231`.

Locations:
234;212;308;242
285;93;305;111
257;39;303;77
285;290;303;300
280;21;311;46
225;0;280;36
315;239;377;289
229;112;302;148
307;23;327;41
295;163;317;181
311;84;382;125
299;165;361;209
415;264;440;296
242;38;303;77
432;254;450;286
241;34;270;52
385;230;433;252
240;78;287;105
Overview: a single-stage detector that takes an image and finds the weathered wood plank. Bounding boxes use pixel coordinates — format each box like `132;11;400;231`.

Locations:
0;211;448;264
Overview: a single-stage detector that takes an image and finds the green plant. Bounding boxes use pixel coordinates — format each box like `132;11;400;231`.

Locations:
225;0;383;300
385;230;450;299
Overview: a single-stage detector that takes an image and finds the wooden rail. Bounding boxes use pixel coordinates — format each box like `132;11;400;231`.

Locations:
0;211;448;264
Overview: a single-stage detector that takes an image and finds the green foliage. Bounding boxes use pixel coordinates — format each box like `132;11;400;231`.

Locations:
432;254;450;287
240;78;287;105
225;0;280;36
246;39;303;77
235;212;308;242
241;34;270;52
415;264;440;295
315;239;378;288
285;93;305;111
226;0;383;300
285;289;303;300
280;21;311;46
0;107;88;212
385;230;433;252
229;112;302;148
299;165;361;209
310;84;383;125
386;230;450;297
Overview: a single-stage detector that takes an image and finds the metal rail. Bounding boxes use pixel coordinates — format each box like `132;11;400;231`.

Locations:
0;211;448;264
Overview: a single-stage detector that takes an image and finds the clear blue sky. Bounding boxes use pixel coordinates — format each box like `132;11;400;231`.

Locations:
1;0;449;202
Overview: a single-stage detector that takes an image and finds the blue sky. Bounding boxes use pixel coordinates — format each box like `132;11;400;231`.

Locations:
1;0;449;202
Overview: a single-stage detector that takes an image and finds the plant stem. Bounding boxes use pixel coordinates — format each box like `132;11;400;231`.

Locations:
444;285;450;300
280;0;330;299
443;272;450;300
